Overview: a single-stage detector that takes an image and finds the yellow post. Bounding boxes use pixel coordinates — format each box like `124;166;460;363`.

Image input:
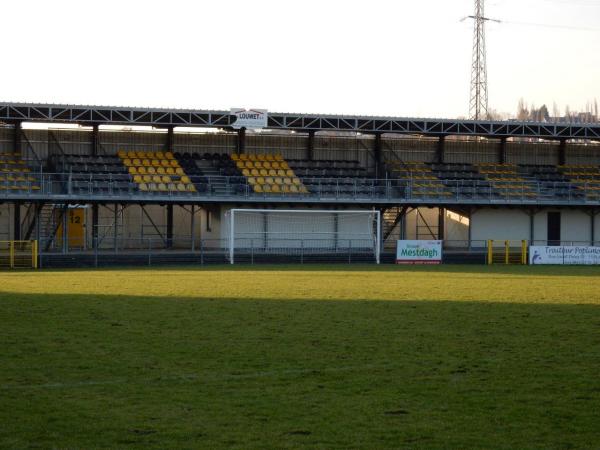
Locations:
521;240;527;265
32;240;38;269
487;240;493;265
9;241;14;269
504;240;510;265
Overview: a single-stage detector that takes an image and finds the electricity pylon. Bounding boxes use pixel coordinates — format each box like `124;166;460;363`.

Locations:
464;0;499;120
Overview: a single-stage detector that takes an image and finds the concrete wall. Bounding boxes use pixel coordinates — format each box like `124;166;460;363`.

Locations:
471;208;597;245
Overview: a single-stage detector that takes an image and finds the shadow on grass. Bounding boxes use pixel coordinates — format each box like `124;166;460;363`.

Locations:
2;292;600;449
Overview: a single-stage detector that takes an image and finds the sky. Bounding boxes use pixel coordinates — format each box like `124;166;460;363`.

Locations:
1;0;599;119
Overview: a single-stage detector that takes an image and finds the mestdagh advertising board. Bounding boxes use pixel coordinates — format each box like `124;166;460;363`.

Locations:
529;246;600;265
396;240;443;265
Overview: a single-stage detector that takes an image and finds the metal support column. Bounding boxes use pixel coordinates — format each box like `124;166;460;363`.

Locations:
374;133;383;178
92;204;99;251
307;130;315;161
499;137;507;164
190;205;195;251
167;126;175;152
237;128;246;154
13;202;21;240
62;206;68;254
13;121;22;155
91;124;99;156
438;207;445;240
529;209;535;244
559;139;567;166
591;210;596;245
113;205;119;252
166;204;174;249
436;136;445;164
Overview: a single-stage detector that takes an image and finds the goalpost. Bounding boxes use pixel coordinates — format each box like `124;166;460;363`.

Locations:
224;209;381;264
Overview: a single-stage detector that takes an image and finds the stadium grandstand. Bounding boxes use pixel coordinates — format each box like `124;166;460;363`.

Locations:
1;102;600;267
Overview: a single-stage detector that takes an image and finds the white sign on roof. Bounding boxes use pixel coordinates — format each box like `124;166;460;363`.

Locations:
231;108;268;129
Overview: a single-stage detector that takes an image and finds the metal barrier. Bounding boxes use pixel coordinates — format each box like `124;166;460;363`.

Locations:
2;171;600;204
487;240;528;265
0;240;38;269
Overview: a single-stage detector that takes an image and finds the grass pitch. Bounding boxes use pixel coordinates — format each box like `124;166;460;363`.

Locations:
1;265;600;449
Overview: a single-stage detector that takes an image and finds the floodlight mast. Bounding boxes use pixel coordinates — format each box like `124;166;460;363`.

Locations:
463;0;500;120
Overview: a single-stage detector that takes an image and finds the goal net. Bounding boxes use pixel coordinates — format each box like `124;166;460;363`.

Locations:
224;209;381;264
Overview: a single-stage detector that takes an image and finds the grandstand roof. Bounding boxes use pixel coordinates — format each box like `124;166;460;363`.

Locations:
1;102;599;141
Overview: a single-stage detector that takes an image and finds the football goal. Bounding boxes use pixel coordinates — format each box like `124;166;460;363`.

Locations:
224;209;381;264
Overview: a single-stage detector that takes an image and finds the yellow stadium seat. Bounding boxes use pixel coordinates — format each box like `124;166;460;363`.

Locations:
148;183;158;191
282;184;291;193
254;161;263;169
265;177;274;185
283;177;292;185
152;175;162;183
166;167;175;175
147;167;156;175
186;184;196;192
118;150;127;158
167;183;177;191
274;154;283;161
285;170;294;177
165;152;174;160
161;160;170;167
123;158;132;166
256;177;265;185
181;176;190;184
242;169;250;177
240;154;248;161
162;175;172;183
266;154;274;162
231;154;239;161
289;185;298;193
259;169;268;176
175;168;184;175
251;168;260;177
152;160;160;167
140;158;149;166
263;184;272;193
268;169;277;177
263;161;271;169
248;177;256;185
292;178;301;186
128;167;138;175
155;152;164;159
281;162;290;170
139;183;149;191
157;183;168;192
133;175;143;183
157;167;166;175
272;162;280;170
271;184;281;193
127;151;137;159
277;169;286;177
236;161;245;169
136;151;147;159
170;160;179;167
177;183;186;192
138;167;147;175
133;158;141;166
274;177;283;185
253;184;263;193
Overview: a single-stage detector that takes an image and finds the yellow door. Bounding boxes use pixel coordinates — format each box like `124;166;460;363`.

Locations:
56;208;85;249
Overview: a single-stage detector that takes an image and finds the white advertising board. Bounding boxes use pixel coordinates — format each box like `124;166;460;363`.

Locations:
530;246;600;265
231;108;268;129
396;240;442;265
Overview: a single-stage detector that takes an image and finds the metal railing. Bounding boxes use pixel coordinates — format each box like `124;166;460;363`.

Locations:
2;171;600;204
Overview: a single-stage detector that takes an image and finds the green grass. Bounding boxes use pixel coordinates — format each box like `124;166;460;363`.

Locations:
1;265;600;449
